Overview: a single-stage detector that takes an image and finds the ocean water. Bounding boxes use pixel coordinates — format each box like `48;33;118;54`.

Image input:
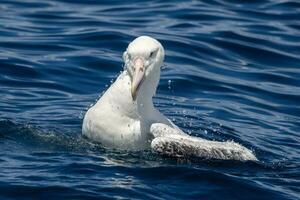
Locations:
0;0;300;199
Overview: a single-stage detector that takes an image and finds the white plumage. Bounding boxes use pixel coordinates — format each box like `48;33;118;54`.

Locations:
82;36;257;161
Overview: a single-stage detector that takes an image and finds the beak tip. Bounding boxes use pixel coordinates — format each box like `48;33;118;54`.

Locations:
131;89;137;101
131;95;136;101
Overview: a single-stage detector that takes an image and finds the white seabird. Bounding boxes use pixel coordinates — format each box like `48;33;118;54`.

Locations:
82;36;257;161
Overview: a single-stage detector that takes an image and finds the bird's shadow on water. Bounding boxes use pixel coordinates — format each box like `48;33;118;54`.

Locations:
0;119;289;172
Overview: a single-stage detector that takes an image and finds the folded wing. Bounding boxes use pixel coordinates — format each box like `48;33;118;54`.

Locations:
150;123;257;161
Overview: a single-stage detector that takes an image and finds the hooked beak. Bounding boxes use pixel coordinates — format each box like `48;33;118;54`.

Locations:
131;57;145;101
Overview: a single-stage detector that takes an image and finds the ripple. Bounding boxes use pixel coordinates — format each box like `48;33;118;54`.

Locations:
0;0;299;199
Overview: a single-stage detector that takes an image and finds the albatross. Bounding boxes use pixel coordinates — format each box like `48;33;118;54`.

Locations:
82;36;257;161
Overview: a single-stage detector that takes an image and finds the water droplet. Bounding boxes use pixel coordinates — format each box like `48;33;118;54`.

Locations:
79;111;84;119
168;80;172;90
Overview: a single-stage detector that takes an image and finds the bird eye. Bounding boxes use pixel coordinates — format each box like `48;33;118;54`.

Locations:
127;53;131;60
149;50;156;58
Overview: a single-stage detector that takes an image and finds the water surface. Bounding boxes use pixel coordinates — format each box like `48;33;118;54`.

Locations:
0;0;300;199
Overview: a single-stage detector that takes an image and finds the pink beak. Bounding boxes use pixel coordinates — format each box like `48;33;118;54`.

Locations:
131;57;145;100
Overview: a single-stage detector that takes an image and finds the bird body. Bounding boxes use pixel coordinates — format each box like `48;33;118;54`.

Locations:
82;36;257;161
83;69;174;150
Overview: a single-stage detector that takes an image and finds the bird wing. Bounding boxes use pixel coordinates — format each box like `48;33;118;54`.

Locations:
150;123;257;161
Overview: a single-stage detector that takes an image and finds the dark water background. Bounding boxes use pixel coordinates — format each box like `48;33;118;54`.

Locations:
0;0;300;199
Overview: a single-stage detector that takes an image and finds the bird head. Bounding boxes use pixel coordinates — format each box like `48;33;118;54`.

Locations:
123;36;165;100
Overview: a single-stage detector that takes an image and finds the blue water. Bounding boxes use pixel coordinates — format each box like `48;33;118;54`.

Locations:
0;0;299;199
